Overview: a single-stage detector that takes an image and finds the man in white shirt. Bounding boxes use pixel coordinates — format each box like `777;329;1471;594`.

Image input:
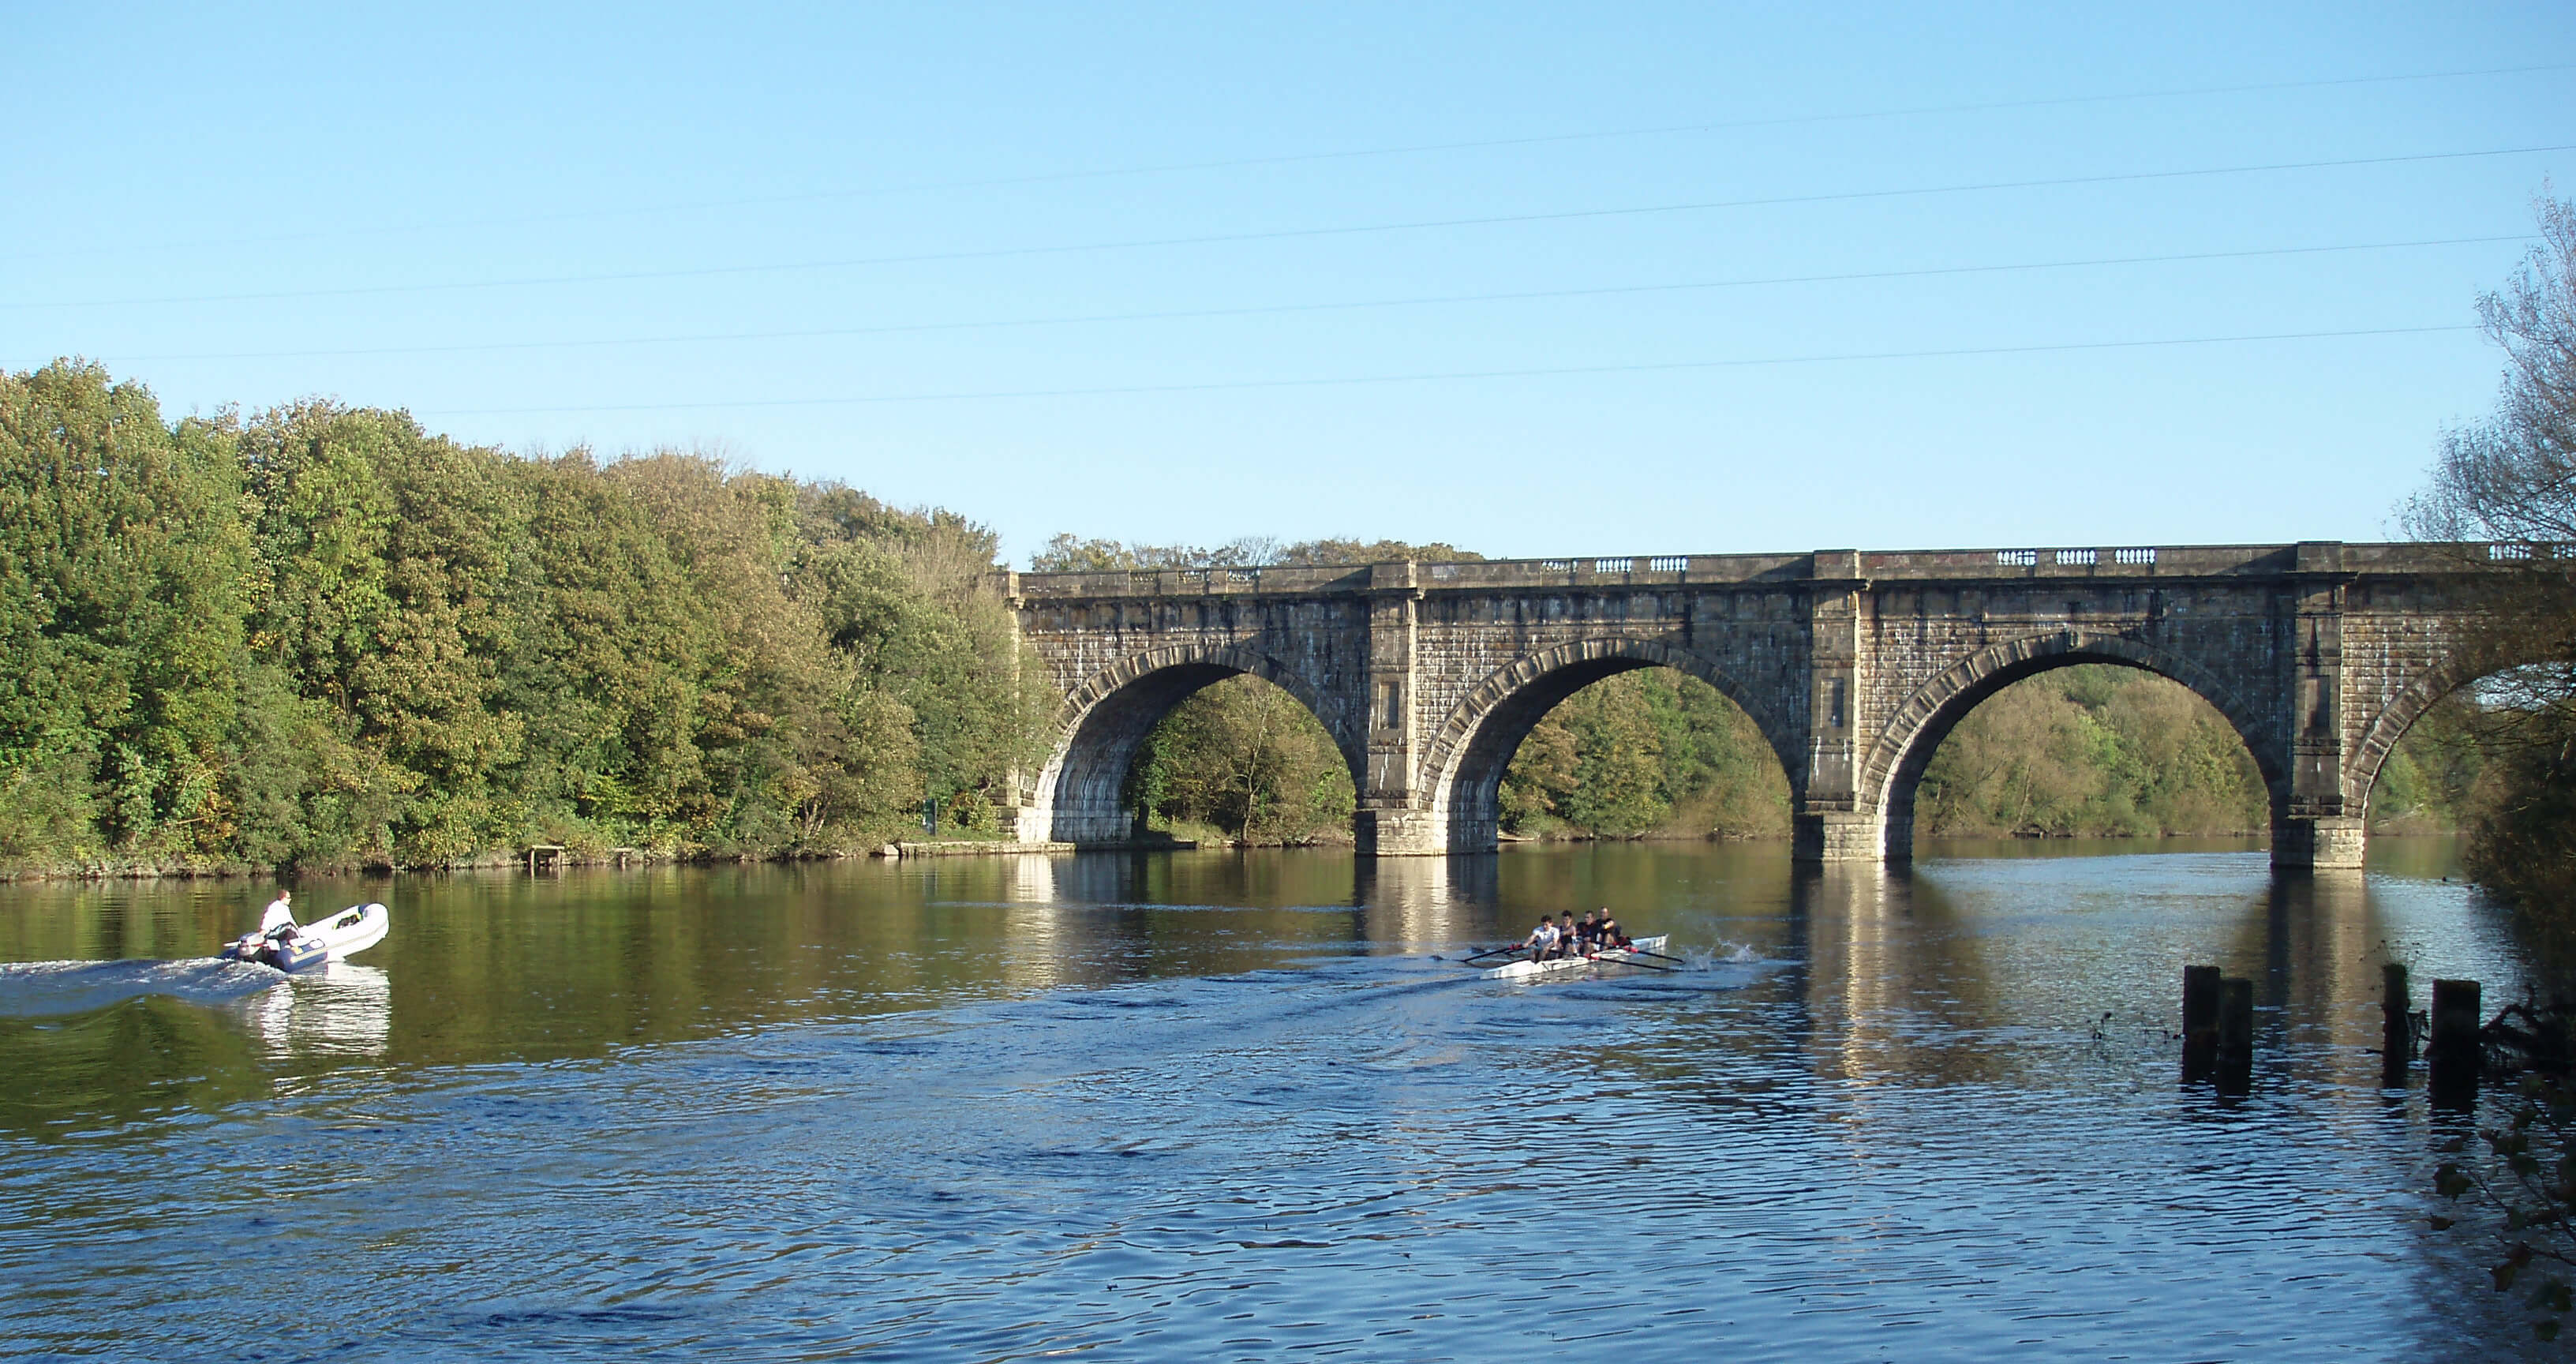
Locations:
1524;916;1558;960
258;890;297;935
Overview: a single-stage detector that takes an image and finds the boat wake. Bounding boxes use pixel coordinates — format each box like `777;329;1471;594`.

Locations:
0;957;285;1017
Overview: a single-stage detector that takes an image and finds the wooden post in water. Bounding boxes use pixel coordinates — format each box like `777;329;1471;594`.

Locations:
2429;978;2483;1111
2381;963;2412;1088
2215;976;2256;1095
2182;965;2221;1082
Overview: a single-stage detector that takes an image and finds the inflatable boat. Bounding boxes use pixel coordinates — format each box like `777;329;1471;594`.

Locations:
220;902;390;972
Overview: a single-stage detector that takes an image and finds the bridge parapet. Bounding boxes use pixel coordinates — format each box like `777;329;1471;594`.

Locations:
1009;542;2522;602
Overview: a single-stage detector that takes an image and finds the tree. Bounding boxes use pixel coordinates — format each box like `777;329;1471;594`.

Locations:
2402;193;2576;914
2403;197;2576;1342
2407;194;2576;550
0;365;1061;870
1912;667;2270;838
1124;676;1354;844
0;362;252;863
1497;670;1791;840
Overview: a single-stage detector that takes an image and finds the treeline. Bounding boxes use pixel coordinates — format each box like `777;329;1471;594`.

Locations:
1913;666;2272;838
0;362;1050;871
1125;676;1357;844
1499;670;1792;839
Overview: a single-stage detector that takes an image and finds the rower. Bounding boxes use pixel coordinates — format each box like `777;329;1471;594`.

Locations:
1596;908;1627;950
1524;916;1558;960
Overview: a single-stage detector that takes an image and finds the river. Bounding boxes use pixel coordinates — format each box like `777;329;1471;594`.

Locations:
0;839;2543;1360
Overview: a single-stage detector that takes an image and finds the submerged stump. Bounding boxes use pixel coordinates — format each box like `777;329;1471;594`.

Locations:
2182;965;2222;1083
2429;978;2482;1112
2380;962;2412;1089
2215;976;2256;1096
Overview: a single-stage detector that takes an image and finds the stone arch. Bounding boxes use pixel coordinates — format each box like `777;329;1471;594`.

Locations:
1421;636;1800;853
1865;629;2286;859
1032;642;1355;845
2348;632;2545;817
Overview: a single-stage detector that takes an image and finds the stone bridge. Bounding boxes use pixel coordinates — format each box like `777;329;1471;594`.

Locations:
993;542;2531;867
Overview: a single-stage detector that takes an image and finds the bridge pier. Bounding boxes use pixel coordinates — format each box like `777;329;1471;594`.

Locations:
2272;815;2367;870
1795;811;1889;863
1354;805;1447;856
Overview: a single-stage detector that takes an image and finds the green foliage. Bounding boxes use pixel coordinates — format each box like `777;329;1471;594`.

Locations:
0;362;250;864
1914;665;2271;837
0;362;1047;871
1500;669;1792;840
2372;691;2489;831
799;485;1050;809
2460;698;2576;916
1125;676;1356;844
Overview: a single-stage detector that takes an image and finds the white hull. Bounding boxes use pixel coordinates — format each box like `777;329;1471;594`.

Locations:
300;903;390;958
219;902;389;972
1485;935;1668;980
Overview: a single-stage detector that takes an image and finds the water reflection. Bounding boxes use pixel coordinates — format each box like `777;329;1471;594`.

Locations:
0;841;2521;1104
0;838;2546;1359
242;962;391;1060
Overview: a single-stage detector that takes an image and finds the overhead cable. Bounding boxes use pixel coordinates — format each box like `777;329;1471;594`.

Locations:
9;143;2566;312
417;324;2479;416
9;59;2566;263
98;234;2533;362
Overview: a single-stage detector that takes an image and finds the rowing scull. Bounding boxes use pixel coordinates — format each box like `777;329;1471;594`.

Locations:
1485;935;1670;981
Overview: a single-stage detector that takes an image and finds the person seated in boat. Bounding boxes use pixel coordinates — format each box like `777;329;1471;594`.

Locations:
1524;916;1558;960
1596;909;1628;950
1554;913;1581;958
1537;916;1570;960
258;889;296;935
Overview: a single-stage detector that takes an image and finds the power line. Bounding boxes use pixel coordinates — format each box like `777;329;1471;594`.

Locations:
417;324;2479;417
98;234;2532;362
11;143;2565;313
9;60;2567;264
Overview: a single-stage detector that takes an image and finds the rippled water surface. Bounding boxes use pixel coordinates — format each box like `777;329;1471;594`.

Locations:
0;839;2543;1360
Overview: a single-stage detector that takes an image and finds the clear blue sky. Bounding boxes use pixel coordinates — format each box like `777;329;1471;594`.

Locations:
6;2;2570;565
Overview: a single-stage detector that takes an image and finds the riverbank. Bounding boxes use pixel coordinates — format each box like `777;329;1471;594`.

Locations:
0;842;848;882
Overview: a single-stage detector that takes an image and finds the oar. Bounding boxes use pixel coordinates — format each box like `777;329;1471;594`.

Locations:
1462;944;1525;963
1630;949;1684;963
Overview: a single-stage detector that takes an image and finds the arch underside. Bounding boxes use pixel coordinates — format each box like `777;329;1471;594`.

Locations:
1870;631;2285;860
1426;638;1799;854
1039;646;1354;845
2349;637;2547;818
